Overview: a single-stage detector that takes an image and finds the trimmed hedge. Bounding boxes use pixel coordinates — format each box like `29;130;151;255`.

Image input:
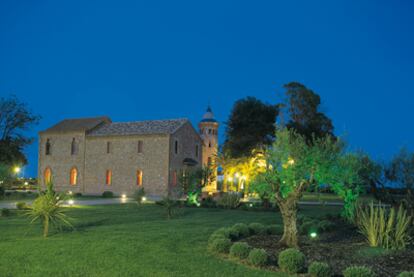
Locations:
208;238;232;254
229;242;251;260
266;224;283;235
248;248;268;267
278;248;306;274
308;261;332;277
248;223;266;235
343;266;376;277
233;223;249;238
102;191;114;198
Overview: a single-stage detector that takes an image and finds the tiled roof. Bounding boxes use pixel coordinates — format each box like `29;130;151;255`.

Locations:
40;117;111;133
87;118;189;136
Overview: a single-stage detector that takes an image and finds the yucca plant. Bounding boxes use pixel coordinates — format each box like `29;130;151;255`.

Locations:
157;196;180;219
356;202;412;249
25;182;72;237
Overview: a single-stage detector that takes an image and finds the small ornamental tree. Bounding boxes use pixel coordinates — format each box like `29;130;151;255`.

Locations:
252;128;362;247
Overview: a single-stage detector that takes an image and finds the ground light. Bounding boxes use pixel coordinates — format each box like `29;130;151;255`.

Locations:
68;199;74;206
310;232;318;238
142;197;147;202
121;194;127;203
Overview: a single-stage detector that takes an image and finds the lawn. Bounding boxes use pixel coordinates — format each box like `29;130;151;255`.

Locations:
0;204;340;277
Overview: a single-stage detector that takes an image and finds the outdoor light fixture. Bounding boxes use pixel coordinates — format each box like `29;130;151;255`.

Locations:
142;197;147;202
121;194;127;199
68;191;73;195
227;177;233;182
235;172;240;178
68;199;74;206
13;167;21;174
24;181;28;186
310;232;317;238
288;158;295;165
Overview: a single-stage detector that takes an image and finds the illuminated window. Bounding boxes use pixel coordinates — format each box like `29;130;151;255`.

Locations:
174;140;178;154
70;167;78;185
136;170;143;186
105;170;112;185
106;142;111;154
71;138;77;155
138;140;143;153
44;167;52;185
172;170;177;186
45;139;51;155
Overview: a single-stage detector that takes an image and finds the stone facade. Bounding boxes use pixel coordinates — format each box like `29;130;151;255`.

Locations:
38;115;213;197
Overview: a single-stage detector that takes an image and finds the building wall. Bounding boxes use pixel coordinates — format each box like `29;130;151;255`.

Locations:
38;132;86;193
83;134;170;197
169;122;203;191
198;121;219;192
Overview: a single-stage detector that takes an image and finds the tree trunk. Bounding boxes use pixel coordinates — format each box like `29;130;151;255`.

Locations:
43;216;49;238
277;199;299;248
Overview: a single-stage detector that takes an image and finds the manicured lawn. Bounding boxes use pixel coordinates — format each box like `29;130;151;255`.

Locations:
0;204;340;277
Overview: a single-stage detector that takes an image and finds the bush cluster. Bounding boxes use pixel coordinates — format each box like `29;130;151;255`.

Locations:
16;202;27;210
232;223;249;238
278;248;306;274
342;266;376;277
216;192;241;209
248;248;268;266
229;242;250;259
299;216;335;235
1;208;11;217
266;224;283;235
208;238;232;254
102;191;114;198
248;223;266;235
308;262;332;277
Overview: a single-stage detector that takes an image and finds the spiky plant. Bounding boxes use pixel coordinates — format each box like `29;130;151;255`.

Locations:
25;182;72;237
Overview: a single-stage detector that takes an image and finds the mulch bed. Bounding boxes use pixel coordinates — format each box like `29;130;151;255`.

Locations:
241;221;414;276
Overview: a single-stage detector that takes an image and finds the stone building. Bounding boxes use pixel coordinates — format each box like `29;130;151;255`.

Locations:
37;108;219;197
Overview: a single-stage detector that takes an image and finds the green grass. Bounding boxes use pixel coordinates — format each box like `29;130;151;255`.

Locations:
0;204;340;277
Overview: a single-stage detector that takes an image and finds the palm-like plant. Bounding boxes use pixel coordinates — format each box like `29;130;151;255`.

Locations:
25;182;72;237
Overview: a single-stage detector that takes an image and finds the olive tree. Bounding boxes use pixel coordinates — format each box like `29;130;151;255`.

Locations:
252;128;362;247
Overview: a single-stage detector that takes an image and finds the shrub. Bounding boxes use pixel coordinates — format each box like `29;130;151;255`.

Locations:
278;248;306;274
133;188;146;205
217;192;240;209
201;196;216;208
102;191;114;198
267;224;283;235
248;223;266;235
208;238;232;254
308;261;332;277
343;266;376;277
299;220;318;235
156;196;180;220
233;223;249;238
248;248;268;267
398;272;414;277
318;220;335;232
356;202;412;250
1;208;11;217
229;242;251;259
16;202;27;210
74;192;82;198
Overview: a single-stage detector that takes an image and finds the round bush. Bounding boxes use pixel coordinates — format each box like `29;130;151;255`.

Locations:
208;238;232;254
278;248;306;274
248;248;268;267
266;224;283;235
233;223;249;238
308;261;332;277
1;208;11;217
343;266;376;277
16;202;27;210
398;272;414;277
248;223;266;235
230;242;251;260
102;191;114;198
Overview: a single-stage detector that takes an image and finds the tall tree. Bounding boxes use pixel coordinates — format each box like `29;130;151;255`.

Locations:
281;82;334;140
223;97;278;158
251;128;362;247
0;95;40;165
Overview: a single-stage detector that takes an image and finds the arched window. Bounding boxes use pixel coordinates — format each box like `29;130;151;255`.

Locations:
105;170;112;185
45;139;51;155
44;167;52;185
136;170;143;186
195;145;199;158
70;167;78;185
174;140;178;154
71;138;77;155
172;170;177;186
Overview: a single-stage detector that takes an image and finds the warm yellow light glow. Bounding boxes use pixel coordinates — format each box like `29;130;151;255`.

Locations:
227;177;233;182
288;158;295;165
13;167;21;174
142;196;147;202
24;181;28;186
235;172;240;178
68;199;74;206
68;191;73;195
121;194;127;199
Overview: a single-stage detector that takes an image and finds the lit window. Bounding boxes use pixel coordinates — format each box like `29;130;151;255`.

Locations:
138;140;143;153
136;170;143;186
70;167;78;185
175;140;178;154
106;142;111;154
45;139;51;155
105;170;112;185
71;138;77;155
172;170;177;186
44;167;52;185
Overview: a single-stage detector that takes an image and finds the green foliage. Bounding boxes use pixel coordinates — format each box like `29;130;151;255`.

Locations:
156;196;180;220
217;192;240;209
299;218;335;235
308;262;332;277
232;223;249;238
278;248;306;274
74;192;82;198
207;238;232;254
16;201;27;210
229;242;251;260
200;196;216;208
247;248;268;267
1;208;11;217
25;182;72;237
223;96;279;158
102;191;114;198
248;222;266;235
133;188;146;205
398;272;414;277
266;224;283;235
179;167;212;206
342;266;376;277
356;202;412;250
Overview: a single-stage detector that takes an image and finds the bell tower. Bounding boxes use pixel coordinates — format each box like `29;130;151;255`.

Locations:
199;106;219;192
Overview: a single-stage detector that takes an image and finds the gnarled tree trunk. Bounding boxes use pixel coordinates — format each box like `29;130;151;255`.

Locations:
277;198;299;248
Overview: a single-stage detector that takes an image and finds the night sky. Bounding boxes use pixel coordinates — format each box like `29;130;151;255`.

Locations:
1;0;413;177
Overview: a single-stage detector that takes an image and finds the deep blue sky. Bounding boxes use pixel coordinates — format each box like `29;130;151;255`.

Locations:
1;0;413;177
